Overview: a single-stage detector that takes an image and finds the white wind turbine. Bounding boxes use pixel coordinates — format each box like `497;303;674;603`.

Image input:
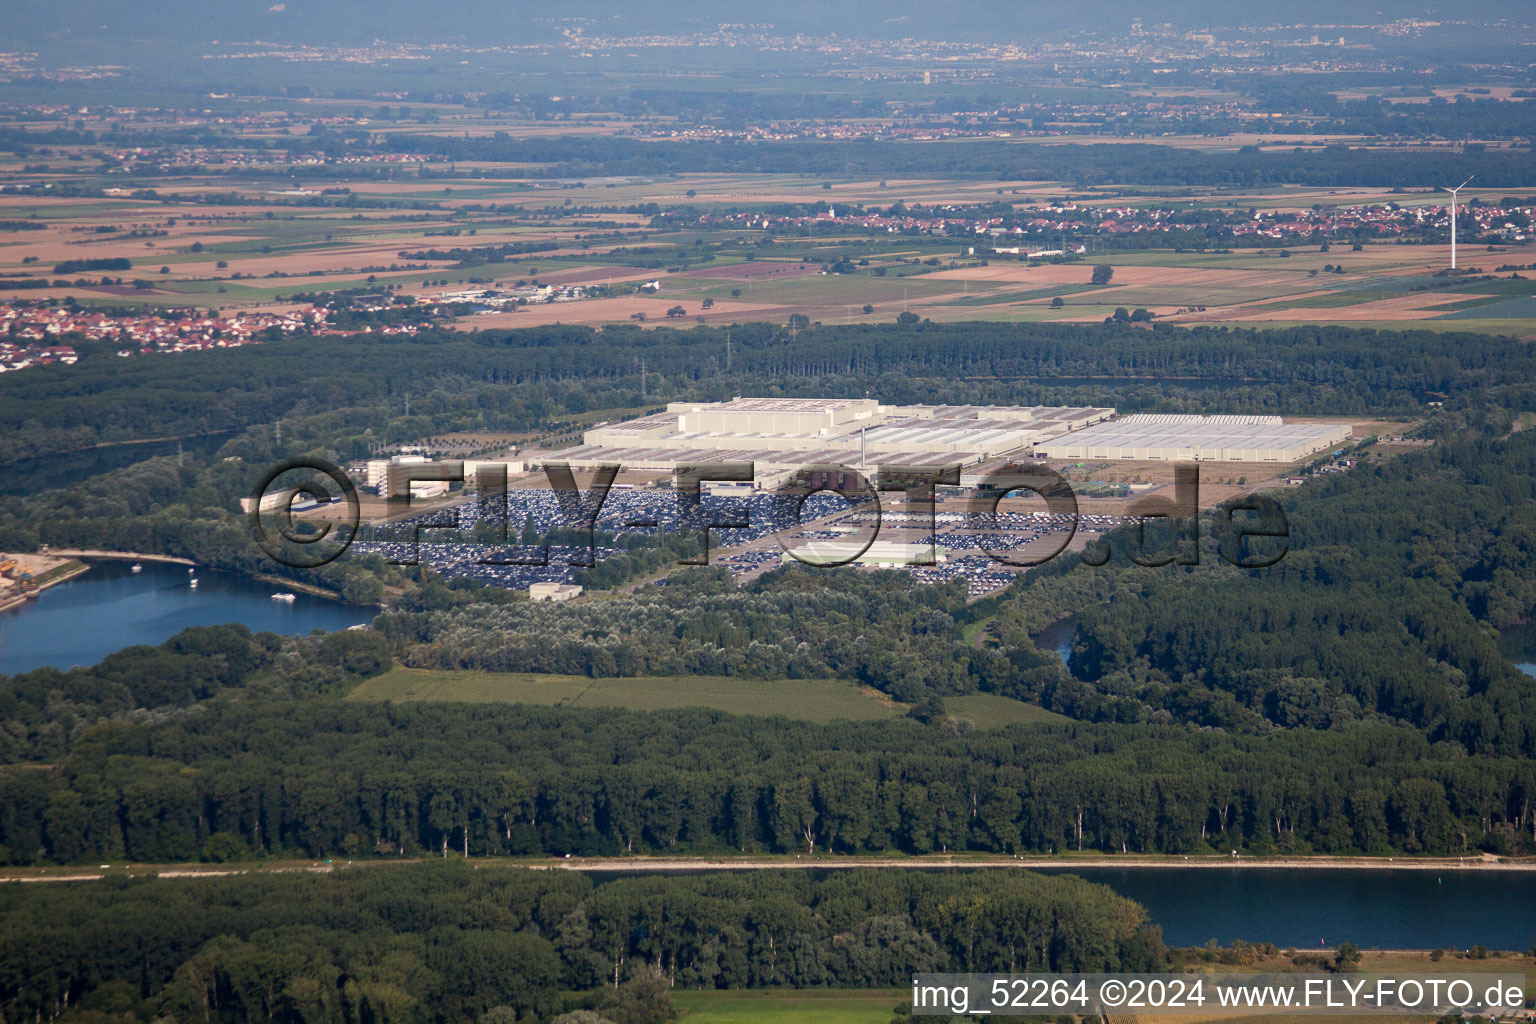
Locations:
1440;174;1475;269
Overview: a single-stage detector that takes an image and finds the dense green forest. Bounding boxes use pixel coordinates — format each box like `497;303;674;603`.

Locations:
4;698;1533;863
0;864;1163;1023
5;121;1532;185
2;604;1534;866
6;32;1536;1024
1;329;1533;871
2;316;1523;602
0;319;1525;465
378;136;1536;187
1001;406;1536;750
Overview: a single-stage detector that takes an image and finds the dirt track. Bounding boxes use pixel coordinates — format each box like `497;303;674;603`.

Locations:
2;853;1530;885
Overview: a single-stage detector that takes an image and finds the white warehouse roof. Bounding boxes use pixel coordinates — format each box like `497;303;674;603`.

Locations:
579;399;1115;462
781;540;946;567
1036;416;1352;463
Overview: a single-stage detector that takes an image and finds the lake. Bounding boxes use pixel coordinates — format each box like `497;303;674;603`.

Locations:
0;560;374;674
1036;866;1536;949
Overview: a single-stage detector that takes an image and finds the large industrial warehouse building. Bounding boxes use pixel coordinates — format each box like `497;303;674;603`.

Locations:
1034;414;1352;463
545;397;1116;478
535;401;1351;477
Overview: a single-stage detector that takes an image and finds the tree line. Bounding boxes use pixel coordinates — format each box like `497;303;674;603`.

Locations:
0;863;1163;1023
1001;396;1536;754
2;680;1533;866
3;318;1527;466
376;134;1536;188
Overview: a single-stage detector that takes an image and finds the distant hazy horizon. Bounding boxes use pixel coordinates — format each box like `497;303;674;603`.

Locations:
7;0;1528;53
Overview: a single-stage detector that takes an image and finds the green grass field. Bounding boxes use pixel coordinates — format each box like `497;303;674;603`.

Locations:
946;692;1070;726
673;990;1453;1024
673;989;904;1024
1243;288;1403;310
939;282;1106;306
678;272;962;305
960;619;991;645
1094;279;1319;307
1423;295;1511;312
1246;318;1533;336
348;667;1064;726
348;667;905;721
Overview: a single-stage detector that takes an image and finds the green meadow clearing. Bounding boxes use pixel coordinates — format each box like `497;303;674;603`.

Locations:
347;667;1066;726
347;667;904;721
944;692;1069;726
672;989;905;1024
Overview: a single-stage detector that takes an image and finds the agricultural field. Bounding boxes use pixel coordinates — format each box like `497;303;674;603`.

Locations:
5;13;1536;1024
666;953;1534;1024
4;156;1533;335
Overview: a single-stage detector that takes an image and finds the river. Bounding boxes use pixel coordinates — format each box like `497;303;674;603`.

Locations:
0;560;374;674
1018;623;1534;946
1034;865;1536;949
587;864;1534;950
6;566;1532;948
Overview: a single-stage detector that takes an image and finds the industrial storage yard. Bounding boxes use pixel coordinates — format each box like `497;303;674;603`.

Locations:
344;397;1368;598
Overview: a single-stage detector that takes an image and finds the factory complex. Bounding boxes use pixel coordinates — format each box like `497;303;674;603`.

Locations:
349;400;1361;595
1032;414;1354;464
534;400;1353;481
544;398;1115;483
353;400;1356;505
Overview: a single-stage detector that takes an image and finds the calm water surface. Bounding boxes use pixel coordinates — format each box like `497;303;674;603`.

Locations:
602;866;1535;949
8;564;1533;949
0;560;372;674
1037;866;1536;949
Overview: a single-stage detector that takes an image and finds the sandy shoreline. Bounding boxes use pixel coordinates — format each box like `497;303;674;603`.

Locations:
43;548;196;566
